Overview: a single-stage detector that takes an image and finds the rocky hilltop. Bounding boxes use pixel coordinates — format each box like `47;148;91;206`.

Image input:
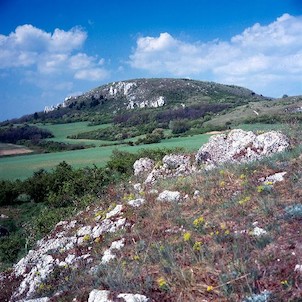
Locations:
1;129;301;302
44;78;268;114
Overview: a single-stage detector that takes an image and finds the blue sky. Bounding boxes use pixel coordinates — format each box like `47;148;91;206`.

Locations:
0;0;302;121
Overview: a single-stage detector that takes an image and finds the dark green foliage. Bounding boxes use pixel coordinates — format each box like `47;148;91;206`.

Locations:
0;125;53;144
21;140;93;153
0;233;26;264
169;120;190;134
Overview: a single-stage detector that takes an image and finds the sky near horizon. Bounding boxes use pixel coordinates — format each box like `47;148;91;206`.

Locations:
0;0;302;121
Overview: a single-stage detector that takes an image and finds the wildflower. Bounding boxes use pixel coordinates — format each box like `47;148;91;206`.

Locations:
207;285;214;292
157;277;169;291
94;237;101;243
193;241;202;251
215;230;219;235
225;230;230;235
219;170;225;175
133;255;140;261
257;185;264;193
239;196;251;205
83;234;91;242
183;232;192;242
220;222;226;230
280;280;288;285
193;216;205;228
240;174;246;180
219;181;225;187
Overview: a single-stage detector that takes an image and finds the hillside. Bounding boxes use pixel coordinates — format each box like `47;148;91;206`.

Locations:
0;128;301;301
5;78;269;125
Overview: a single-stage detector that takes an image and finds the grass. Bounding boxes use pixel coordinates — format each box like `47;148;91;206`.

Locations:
28;142;302;301
0;133;211;180
36;122;115;146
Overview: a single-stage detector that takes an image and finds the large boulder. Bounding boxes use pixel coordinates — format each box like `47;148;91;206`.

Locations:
133;158;155;177
196;129;289;167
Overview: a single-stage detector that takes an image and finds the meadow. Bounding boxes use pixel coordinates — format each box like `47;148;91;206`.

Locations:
0;132;211;180
0;121;290;180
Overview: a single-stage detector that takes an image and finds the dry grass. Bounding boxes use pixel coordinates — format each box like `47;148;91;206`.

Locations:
2;138;301;301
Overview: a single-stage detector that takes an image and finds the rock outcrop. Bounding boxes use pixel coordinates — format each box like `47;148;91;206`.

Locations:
196;129;289;168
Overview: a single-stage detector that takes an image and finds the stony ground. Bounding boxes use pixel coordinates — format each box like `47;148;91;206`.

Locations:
0;129;301;302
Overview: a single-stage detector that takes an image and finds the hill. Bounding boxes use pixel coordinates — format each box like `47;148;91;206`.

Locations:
6;78;269;125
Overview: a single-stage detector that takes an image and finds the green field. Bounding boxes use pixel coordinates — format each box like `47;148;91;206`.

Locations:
37;122;116;146
0;122;293;181
0;133;211;180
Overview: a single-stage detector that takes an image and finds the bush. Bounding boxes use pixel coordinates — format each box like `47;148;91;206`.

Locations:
169;120;190;134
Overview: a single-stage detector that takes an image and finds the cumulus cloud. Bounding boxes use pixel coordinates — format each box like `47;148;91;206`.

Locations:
130;14;302;96
0;24;109;82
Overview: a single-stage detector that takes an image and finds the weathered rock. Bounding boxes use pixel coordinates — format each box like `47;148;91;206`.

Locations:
133;158;155;177
196;129;289;167
88;290;149;302
144;154;194;184
117;293;149;302
157;190;181;202
127;198;146;207
259;172;287;184
101;238;125;264
88;289;112;302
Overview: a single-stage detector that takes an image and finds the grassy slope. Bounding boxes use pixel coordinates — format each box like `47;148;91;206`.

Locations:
204;98;302;127
37;122;116;146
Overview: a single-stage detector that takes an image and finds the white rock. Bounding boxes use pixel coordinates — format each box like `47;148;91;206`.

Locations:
259;172;287;184
0;214;9;219
117;293;149;302
133;158;155;177
65;254;76;264
294;264;302;273
101;238;125;264
127;198;145;207
77;226;92;237
193;190;200;198
133;183;142;192
251;226;267;236
157;190;181;202
88;289;112;302
106;204;123;219
196;129;289;166
23;298;50;302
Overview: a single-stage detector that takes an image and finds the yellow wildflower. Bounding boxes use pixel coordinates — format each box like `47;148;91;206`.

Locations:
193;216;205;228
157;277;169;291
193;241;202;251
207;285;214;292
83;234;91;242
183;232;192;242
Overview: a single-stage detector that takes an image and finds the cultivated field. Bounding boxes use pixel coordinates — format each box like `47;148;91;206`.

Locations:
0;143;33;156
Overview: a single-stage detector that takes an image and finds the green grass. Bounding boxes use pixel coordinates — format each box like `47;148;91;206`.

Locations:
232;123;287;132
0;133;211;180
36;122;115;146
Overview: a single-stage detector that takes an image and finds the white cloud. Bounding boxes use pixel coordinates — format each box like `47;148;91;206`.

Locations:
130;14;302;96
0;24;109;82
74;68;109;81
